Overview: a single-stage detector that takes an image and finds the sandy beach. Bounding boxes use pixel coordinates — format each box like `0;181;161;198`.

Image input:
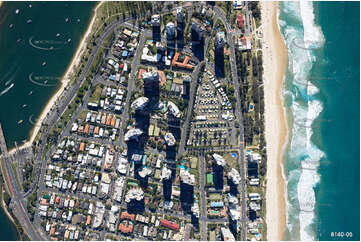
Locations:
261;1;288;241
9;2;103;154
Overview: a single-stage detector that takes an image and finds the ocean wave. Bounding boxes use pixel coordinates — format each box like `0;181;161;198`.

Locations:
0;83;14;96
280;1;326;240
300;1;325;50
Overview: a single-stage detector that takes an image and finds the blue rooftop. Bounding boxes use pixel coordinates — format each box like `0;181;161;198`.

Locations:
210;201;224;208
109;74;116;81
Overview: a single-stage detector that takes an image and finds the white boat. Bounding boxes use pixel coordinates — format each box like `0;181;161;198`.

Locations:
18;120;23;125
9;24;14;28
27;19;32;24
65;17;69;23
15;9;20;14
22;104;27;108
42;61;46;66
28;91;33;95
56;33;60;37
28;4;32;8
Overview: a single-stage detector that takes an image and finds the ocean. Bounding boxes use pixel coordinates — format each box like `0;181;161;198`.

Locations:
0;1;95;149
0;2;95;240
279;1;360;241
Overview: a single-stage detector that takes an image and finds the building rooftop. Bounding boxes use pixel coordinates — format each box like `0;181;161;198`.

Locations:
160;166;172;181
166;22;176;40
138;166;152;178
131;97;149;110
215;32;226;48
124;128;143;141
167;101;181;118
151;14;160;26
212;153;226;166
228;168;241;185
180;168;195;185
164;132;176;146
125;187;144;203
221;227;235;241
191;202;200;218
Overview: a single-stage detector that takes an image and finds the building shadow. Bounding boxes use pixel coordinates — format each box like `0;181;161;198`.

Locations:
191;23;205;61
127;199;145;214
227;178;239;196
162;179;172;201
152;25;161;42
212;163;224;190
180;181;194;211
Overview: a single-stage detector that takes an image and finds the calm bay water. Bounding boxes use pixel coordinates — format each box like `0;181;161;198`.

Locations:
0;2;95;239
0;1;95;149
279;1;360;241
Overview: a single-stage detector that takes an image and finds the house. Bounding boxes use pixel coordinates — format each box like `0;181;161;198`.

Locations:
160;219;180;231
121;211;135;221
118;223;133;234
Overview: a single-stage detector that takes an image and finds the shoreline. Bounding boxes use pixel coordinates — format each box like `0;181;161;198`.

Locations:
261;1;288;241
8;2;102;155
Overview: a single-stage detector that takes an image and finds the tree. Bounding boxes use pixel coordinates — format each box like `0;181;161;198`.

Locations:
3;192;11;206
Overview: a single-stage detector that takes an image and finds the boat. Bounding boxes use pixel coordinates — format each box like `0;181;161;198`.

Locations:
28;4;32;8
77;18;80;23
15;9;20;14
27;19;32;24
17;38;22;43
44;80;48;84
18;120;23;125
42;61;46;66
9;24;14;28
56;33;60;37
22;104;27;108
28;91;33;95
67;38;71;43
65;17;69;23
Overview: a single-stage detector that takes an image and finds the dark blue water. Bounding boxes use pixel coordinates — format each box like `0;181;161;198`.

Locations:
314;2;360;240
0;2;95;240
0;1;95;149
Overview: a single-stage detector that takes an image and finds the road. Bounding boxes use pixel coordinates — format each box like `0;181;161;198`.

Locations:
213;6;247;240
18;16;138;241
0;124;44;240
176;61;204;160
176;10;217;160
4;3;248;240
199;155;207;240
117;29;151;148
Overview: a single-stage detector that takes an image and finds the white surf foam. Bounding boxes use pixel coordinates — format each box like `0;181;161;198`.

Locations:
300;1;325;50
279;2;326;240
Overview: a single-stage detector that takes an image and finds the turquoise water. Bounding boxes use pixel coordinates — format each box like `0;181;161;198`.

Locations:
279;2;360;240
0;1;95;149
0;2;95;240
